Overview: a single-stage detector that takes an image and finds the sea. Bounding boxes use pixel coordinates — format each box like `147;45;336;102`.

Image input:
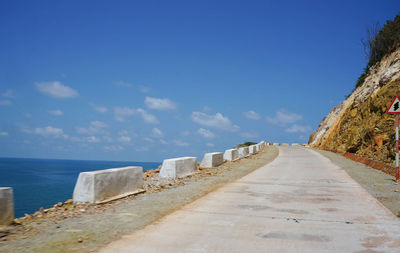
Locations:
0;157;160;218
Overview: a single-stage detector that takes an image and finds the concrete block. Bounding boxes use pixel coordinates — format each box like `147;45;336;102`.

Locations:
248;145;257;154
0;187;14;225
282;143;289;146
238;147;249;158
273;143;280;146
200;152;224;168
223;149;239;161
73;166;144;204
159;157;197;179
292;143;301;147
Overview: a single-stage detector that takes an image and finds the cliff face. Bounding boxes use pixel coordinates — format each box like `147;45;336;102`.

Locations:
309;48;400;165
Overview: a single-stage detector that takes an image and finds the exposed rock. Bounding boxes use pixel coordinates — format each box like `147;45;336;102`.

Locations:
310;48;400;169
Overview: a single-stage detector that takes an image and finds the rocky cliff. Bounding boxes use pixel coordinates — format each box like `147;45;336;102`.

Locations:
309;48;400;166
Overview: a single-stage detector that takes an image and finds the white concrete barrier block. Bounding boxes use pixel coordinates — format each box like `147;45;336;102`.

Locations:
248;145;256;154
0;187;14;225
224;149;239;161
238;147;249;158
292;143;301;147
159;157;197;179
273;143;280;146
200;152;224;168
73;166;144;204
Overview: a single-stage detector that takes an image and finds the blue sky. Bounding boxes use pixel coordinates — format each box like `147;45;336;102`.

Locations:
0;1;399;162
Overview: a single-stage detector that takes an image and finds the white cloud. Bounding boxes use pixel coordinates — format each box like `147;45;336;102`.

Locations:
191;112;239;132
145;97;177;111
76;121;107;135
91;121;107;128
2;89;16;98
266;109;303;126
285;124;312;133
114;107;136;122
136;108;159;124
28;126;67;138
0;132;8;136
118;136;131;143
240;132;259;139
243;110;260;120
160;139;168;144
103;145;124;151
114;107;158;123
144;137;154;143
0;100;12;106
48;110;63;116
35;81;79;98
89;103;108;113
152;128;163;137
197;128;216;138
206;143;215;147
173;140;189;147
87;136;101;143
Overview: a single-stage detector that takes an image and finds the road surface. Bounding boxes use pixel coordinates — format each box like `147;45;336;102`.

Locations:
100;147;400;252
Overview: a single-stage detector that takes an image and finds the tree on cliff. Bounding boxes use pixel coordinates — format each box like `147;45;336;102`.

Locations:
356;14;400;90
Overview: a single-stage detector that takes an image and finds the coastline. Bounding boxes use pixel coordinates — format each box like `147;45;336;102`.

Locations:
0;146;278;252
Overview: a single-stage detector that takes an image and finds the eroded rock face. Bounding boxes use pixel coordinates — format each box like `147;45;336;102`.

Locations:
309;48;400;164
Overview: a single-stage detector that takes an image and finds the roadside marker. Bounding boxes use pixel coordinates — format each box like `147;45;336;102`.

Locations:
386;96;400;182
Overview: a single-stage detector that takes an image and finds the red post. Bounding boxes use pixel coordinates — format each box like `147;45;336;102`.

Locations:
396;114;399;182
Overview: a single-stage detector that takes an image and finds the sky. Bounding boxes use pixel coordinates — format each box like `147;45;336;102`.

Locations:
0;0;399;162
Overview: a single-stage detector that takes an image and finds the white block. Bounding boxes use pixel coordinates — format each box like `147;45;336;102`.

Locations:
238;147;249;158
200;152;224;168
159;157;197;179
0;187;14;225
292;143;301;147
273;143;280;146
224;149;239;161
73;166;144;204
248;145;256;154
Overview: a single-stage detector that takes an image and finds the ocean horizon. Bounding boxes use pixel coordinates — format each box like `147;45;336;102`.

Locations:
0;157;160;218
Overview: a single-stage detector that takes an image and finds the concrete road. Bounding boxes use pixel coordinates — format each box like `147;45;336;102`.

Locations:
100;147;400;252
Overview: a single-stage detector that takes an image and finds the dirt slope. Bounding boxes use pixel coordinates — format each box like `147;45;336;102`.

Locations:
309;48;400;166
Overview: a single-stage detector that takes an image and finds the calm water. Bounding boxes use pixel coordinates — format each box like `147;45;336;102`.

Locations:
0;157;160;218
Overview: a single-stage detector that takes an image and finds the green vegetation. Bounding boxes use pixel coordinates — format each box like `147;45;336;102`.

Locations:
352;14;400;94
235;142;257;148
